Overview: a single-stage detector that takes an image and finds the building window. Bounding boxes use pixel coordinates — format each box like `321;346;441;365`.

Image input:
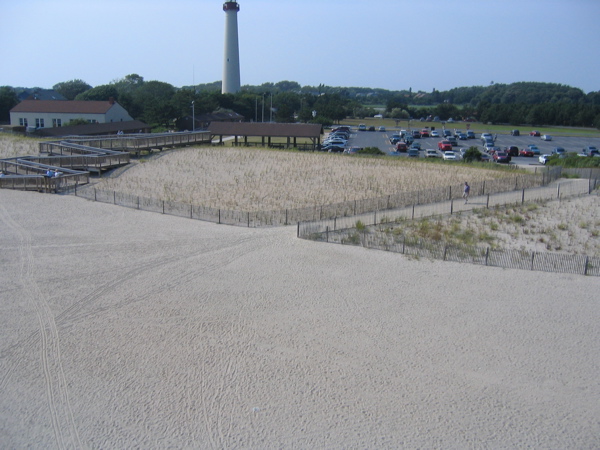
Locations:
19;118;28;127
52;118;62;127
35;118;45;128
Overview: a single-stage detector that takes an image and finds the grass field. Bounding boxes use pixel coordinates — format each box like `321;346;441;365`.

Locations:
92;146;523;211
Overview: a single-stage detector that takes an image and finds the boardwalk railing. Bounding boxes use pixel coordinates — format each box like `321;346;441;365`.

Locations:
40;131;212;155
0;158;89;192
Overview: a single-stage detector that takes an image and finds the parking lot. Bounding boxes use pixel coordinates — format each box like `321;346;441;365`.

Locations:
333;126;600;166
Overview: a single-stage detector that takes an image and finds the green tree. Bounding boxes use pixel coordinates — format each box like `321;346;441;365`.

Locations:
133;81;176;126
0;86;19;122
53;79;92;100
462;146;482;162
75;84;119;101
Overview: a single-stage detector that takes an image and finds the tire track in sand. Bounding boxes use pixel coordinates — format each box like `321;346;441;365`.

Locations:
0;204;81;449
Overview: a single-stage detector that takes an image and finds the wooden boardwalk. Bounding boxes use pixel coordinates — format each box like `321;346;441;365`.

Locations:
1;131;212;192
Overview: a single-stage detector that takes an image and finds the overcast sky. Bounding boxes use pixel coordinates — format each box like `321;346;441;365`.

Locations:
2;0;599;93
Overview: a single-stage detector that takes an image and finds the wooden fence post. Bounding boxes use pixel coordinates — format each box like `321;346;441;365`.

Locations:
531;252;535;270
485;247;490;266
521;188;525;204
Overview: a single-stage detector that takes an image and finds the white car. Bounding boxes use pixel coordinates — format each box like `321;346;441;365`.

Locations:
541;135;553;141
539;154;551;164
323;139;347;147
425;149;439;158
430;130;440;137
443;151;457;161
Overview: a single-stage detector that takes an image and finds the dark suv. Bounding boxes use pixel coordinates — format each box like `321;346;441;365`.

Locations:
511;129;520;136
505;146;519;157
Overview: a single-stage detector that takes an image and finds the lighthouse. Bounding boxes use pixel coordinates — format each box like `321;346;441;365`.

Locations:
222;1;241;94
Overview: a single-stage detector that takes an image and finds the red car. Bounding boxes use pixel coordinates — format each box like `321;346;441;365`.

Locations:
438;140;452;151
396;142;408;152
493;151;511;163
519;148;534;157
529;130;541;136
420;129;430;137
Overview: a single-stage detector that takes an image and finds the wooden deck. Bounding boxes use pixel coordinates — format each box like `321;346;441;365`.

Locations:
1;131;211;193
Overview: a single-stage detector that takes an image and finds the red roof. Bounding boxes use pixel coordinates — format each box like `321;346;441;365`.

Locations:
10;100;117;114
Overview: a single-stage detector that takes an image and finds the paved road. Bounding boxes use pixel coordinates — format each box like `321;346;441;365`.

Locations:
334;127;600;165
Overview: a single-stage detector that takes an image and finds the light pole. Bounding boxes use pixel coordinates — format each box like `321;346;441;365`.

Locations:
191;101;195;132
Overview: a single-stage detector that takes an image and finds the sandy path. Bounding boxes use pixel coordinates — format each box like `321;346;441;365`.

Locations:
0;189;599;448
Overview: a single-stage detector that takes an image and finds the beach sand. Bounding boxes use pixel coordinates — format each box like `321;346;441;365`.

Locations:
1;189;599;448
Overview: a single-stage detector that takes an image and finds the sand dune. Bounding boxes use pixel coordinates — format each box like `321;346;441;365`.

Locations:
1;188;599;448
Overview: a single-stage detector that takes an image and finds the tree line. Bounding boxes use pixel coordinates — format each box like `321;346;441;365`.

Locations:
1;77;599;130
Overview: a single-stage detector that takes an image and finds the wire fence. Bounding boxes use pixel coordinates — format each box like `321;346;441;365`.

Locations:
65;166;566;227
298;179;600;277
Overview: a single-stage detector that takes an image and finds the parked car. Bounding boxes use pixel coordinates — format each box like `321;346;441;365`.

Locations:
404;135;414;145
378;126;386;132
368;126;376;131
358;124;367;131
420;129;430;137
480;153;491;162
458;133;468;140
580;146;599;157
425;149;439;158
323;138;347;147
520;148;534;157
529;130;541;136
485;143;497;152
511;129;520;136
481;133;493;142
443;129;452;137
410;142;422;150
541;134;553;141
323;144;345;152
396;142;408;152
430;130;440;138
438;140;453;151
493;151;511;163
538;154;551;164
390;134;401;144
408;148;420;157
552;147;566;155
528;144;540;155
447;136;458;146
505;146;519;157
412;130;421;139
442;151;457;161
466;130;476;139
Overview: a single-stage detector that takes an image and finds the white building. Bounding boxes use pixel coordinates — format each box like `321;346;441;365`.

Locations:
9;99;133;130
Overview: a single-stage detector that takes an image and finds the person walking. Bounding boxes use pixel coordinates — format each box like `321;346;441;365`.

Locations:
463;181;471;204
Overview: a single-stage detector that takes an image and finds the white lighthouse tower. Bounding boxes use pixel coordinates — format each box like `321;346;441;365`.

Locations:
222;1;241;94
